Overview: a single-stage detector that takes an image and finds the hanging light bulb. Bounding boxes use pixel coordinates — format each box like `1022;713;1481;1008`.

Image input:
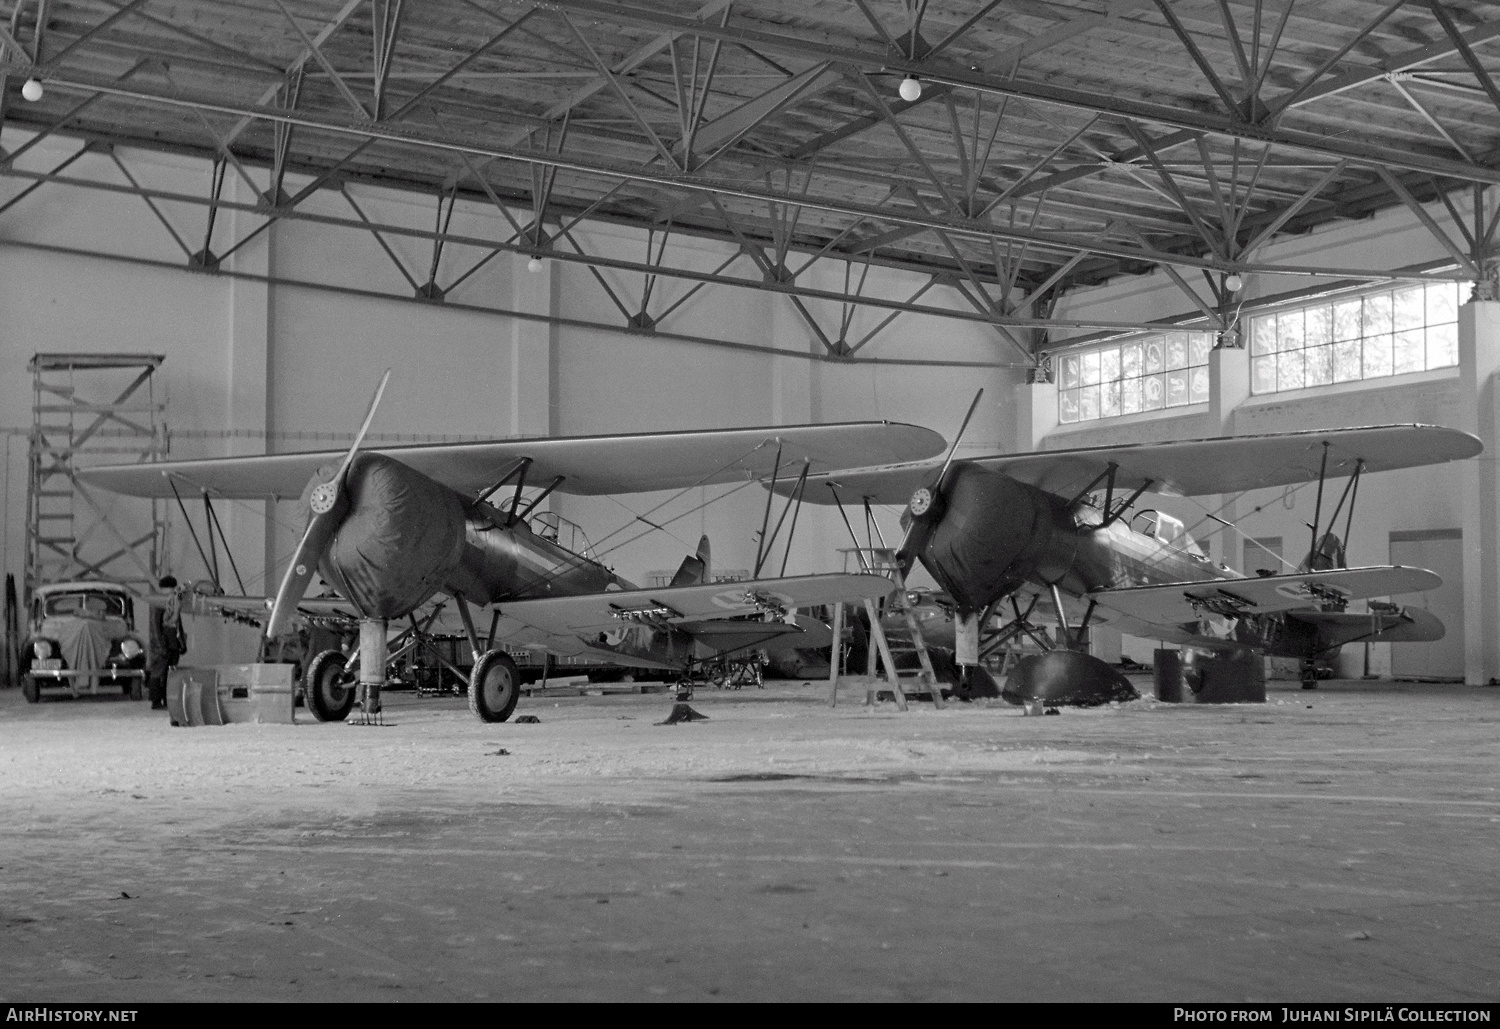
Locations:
898;75;922;102
21;78;44;102
1225;273;1244;293
527;256;543;274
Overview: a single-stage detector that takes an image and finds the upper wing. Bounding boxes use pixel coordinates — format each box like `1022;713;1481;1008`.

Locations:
777;424;1482;504
76;422;946;500
486;573;894;667
1089;566;1442;625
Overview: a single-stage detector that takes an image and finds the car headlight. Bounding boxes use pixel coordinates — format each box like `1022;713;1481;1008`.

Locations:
32;640;55;660
118;639;143;660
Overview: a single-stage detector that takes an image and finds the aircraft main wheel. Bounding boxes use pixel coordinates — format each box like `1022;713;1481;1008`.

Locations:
305;649;357;722
469;650;520;723
21;676;39;703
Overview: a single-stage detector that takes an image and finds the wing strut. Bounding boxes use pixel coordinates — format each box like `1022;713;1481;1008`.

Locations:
752;443;784;578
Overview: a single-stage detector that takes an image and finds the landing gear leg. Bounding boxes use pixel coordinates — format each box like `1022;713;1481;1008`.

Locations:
1300;660;1319;690
356;617;388;724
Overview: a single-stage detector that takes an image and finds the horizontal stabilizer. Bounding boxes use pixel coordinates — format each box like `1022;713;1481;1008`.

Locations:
1289;606;1445;646
1089;565;1442;625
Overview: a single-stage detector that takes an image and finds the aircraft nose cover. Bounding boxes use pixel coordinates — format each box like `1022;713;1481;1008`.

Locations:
920;465;1050;613
321;453;467;619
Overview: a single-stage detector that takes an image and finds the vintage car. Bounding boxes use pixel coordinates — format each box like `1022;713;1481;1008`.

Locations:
21;581;148;702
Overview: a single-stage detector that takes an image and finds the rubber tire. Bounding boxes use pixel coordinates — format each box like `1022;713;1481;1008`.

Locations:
305;649;358;722
129;677;144;701
469;650;521;723
21;676;39;703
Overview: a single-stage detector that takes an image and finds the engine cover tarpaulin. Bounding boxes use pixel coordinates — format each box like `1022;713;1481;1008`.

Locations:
320;453;467;619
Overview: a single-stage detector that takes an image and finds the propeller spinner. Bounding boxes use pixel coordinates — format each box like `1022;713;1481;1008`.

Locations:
894;388;983;574
264;369;392;640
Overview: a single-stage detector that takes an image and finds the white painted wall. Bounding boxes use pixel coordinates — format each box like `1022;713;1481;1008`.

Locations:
0;130;1020;610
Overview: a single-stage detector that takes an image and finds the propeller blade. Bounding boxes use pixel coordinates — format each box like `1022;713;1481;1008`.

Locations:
894;388;984;568
263;369;391;640
264;504;343;640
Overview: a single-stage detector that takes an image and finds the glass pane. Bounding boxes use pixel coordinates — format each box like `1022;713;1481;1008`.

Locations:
1144;339;1165;373
1333;339;1362;382
1250;317;1277;356
1393;287;1424;331
1277;349;1305;391
1166;335;1188;370
1166;369;1189;406
1121;377;1143;414
1276;309;1304;352
1364;333;1393;378
1059;389;1080;423
1142;373;1165;410
1100;380;1122;418
1121;343;1143;378
1427;322;1458;369
1189;366;1209;404
1427;281;1458;326
1252;355;1277;393
1081;351;1101;385
1099;347;1121;384
1189;332;1210;367
1079;384;1100;421
1333;299;1361;341
1393;329;1424;374
1306;344;1333;386
1059;355;1081;389
1305;305;1332;348
1364;292;1393;335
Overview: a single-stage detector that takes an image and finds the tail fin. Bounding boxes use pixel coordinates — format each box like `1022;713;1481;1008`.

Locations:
669;535;713;587
1299;531;1346;573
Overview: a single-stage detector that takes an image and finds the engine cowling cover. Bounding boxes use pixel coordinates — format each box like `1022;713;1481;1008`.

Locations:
319;453;468;618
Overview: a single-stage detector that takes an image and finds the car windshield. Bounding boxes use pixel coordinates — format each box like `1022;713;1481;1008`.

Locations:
46;591;129;621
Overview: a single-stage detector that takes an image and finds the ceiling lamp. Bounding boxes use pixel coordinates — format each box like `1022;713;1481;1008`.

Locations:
527;256;544;274
21;78;43;102
1224;273;1244;293
898;75;922;102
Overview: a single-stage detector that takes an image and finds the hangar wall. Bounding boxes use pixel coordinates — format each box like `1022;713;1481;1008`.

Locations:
0;132;1023;613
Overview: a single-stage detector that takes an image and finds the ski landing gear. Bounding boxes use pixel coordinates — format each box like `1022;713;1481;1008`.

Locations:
997;586;1138;707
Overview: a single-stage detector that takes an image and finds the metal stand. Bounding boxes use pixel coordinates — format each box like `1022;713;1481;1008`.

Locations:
355;617;387;724
25;354;168;599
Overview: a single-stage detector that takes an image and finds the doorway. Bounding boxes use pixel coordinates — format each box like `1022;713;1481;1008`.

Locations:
1389;529;1464;681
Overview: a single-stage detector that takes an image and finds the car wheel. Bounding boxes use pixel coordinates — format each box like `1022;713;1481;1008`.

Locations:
305;649;357;722
469;650;520;723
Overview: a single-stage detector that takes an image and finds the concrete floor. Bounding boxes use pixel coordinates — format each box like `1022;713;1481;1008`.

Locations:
0;677;1496;1002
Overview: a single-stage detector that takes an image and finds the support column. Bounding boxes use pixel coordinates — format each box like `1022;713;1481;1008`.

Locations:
223;177;273;594
1457;300;1500;685
1207;345;1251;567
510;253;554;440
1015;379;1058;452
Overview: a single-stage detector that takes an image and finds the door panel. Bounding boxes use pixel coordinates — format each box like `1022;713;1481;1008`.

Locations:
1389;533;1463;681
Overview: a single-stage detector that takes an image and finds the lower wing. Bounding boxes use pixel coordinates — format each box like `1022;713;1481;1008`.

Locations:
485;573;893;668
1089;566;1442;626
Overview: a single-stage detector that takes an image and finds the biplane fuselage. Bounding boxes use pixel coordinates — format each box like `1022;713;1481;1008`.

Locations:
317;452;697;668
913;461;1429;663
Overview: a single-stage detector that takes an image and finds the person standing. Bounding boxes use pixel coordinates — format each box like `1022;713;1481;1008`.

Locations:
147;576;187;710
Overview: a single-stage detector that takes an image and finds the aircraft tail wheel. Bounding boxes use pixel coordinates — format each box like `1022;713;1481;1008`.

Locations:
305;649;358;722
469;650;521;723
21;676;39;703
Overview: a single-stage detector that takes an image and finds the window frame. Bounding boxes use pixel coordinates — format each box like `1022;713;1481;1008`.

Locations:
1056;330;1213;425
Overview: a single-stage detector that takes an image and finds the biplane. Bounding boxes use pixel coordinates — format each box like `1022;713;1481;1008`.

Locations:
776;400;1481;702
79;373;944;722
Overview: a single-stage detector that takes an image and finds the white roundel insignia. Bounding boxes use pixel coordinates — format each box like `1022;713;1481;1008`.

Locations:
310;480;338;514
909;486;934;516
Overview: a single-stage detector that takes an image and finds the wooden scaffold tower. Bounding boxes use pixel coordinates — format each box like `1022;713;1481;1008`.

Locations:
26;354;169;599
